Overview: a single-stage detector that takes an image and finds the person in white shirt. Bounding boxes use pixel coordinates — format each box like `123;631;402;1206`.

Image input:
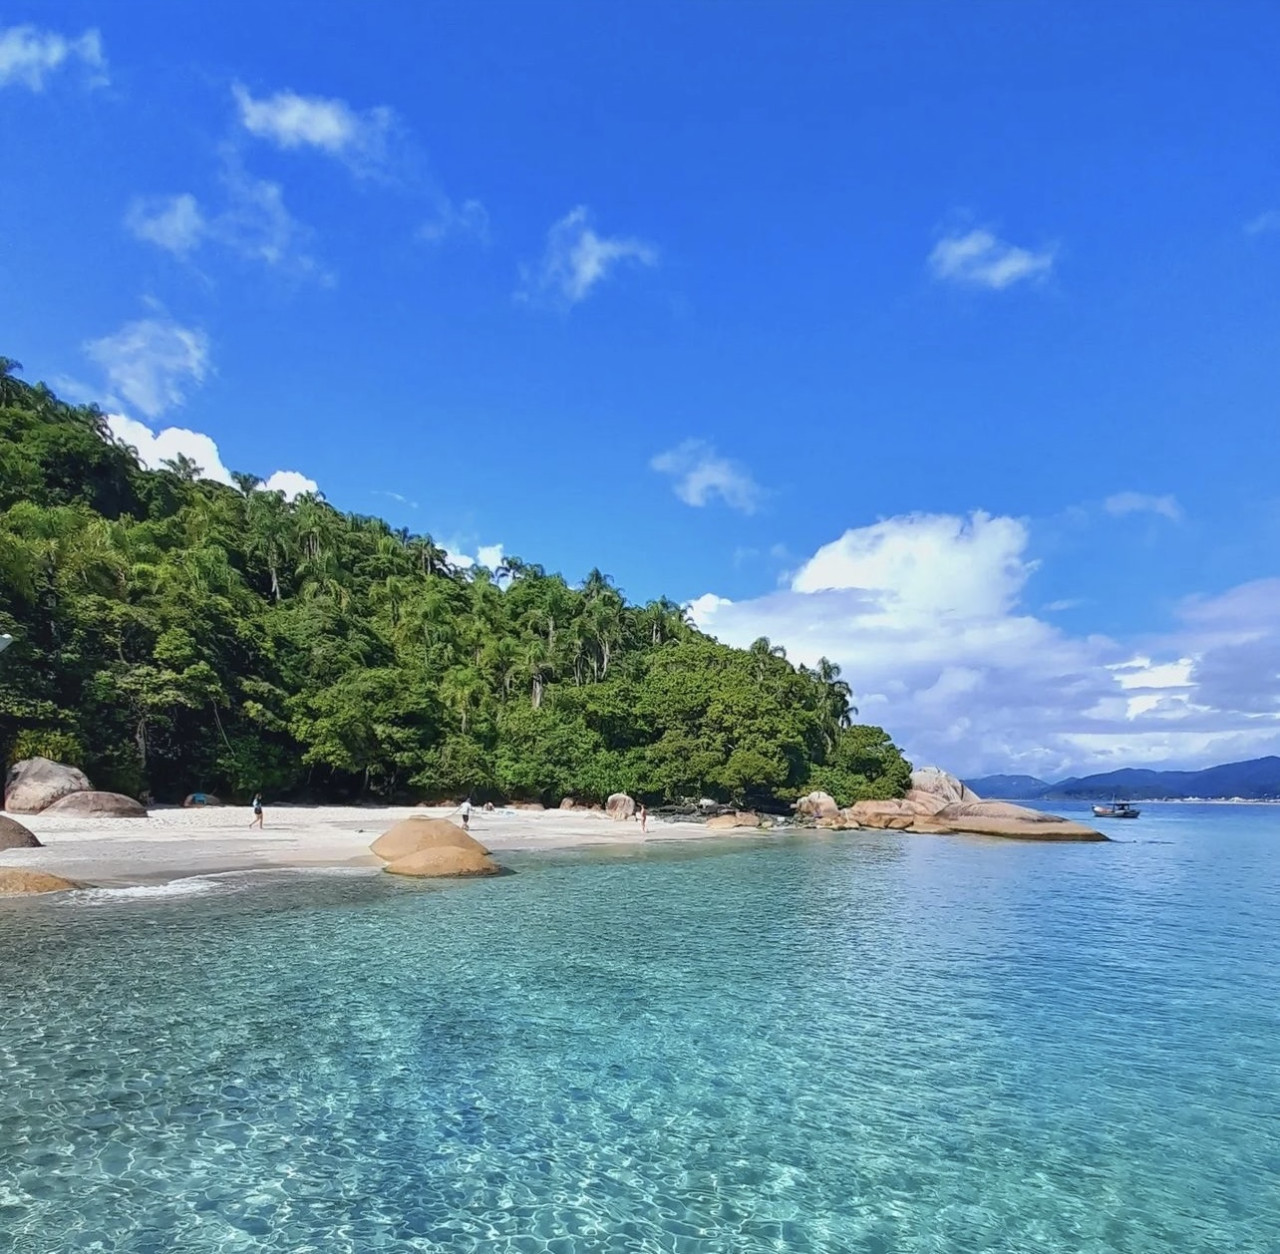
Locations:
460;798;472;830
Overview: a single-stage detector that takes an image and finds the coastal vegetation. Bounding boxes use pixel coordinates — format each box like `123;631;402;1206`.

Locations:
0;361;911;807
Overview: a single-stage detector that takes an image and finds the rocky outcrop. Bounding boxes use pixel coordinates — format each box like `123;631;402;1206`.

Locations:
0;815;41;850
383;846;503;878
4;758;91;814
559;797;579;810
0;868;79;895
511;801;545;811
909;766;979;807
606;793;636;821
931;800;1107;841
371;818;489;862
795;791;839;820
706;811;761;831
840;769;1107;841
42;791;148;817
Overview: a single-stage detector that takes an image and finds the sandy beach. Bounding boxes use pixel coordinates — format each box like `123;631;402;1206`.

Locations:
0;803;724;889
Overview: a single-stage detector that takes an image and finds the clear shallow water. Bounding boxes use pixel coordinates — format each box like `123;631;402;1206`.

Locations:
2;807;1279;1253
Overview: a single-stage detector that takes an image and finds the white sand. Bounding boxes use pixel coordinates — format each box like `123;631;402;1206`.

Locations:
0;804;722;888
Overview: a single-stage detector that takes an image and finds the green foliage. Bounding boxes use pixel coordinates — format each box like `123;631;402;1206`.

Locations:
0;362;912;805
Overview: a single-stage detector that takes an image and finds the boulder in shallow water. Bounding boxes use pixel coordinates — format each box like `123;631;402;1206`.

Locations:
606;793;635;821
383;846;504;878
42;791;147;818
795;791;840;820
4;757;91;814
932;800;1107;841
0;868;79;895
0;815;41;850
371;817;488;862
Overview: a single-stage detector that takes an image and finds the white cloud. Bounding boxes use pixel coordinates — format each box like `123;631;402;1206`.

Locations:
1245;210;1280;236
0;23;106;90
107;414;316;500
650;440;763;513
106;413;233;486
1104;491;1183;522
419;198;490;245
125;194;206;256
260;470;318;501
688;511;1280;778
125;159;330;282
232;83;396;177
441;540;505;572
518;206;657;307
84;316;211;418
929;228;1055;290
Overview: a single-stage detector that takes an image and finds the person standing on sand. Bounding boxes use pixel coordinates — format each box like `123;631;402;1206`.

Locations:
460;797;472;831
638;803;648;833
249;792;264;829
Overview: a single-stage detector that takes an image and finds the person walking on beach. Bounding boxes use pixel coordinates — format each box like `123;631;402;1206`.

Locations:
460;797;472;831
249;792;264;829
638;803;648;833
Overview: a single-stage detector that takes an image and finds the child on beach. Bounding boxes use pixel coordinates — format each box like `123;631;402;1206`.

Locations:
249;793;264;829
638;803;648;833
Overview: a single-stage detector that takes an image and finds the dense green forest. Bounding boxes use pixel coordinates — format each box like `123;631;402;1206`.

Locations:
0;360;911;807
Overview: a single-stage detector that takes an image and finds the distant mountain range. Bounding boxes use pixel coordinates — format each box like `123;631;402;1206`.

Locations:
965;756;1280;801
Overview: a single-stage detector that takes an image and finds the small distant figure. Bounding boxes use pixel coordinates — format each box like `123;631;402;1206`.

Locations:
460;797;472;831
249;792;264;829
638;803;648;833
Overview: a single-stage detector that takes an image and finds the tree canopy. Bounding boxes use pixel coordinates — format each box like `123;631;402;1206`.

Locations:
0;360;911;806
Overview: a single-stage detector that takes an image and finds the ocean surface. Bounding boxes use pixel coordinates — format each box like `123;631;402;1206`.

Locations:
2;805;1278;1253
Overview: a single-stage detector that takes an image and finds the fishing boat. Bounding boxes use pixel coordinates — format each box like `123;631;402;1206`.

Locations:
1092;800;1141;819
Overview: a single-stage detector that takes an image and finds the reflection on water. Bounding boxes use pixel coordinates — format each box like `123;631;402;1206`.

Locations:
2;810;1278;1252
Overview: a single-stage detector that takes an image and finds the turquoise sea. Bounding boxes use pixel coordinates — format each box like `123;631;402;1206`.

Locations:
2;804;1279;1253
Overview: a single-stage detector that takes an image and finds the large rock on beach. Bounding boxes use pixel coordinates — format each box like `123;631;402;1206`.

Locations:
371;817;489;862
42;791;147;818
606;793;636;821
383;846;503;878
4;757;91;814
0;868;79;896
706;811;762;831
0;815;41;850
795;791;840;820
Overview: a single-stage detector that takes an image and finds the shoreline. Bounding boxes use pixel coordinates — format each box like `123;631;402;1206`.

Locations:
0;803;739;891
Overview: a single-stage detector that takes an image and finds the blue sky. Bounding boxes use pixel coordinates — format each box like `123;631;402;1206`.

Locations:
3;1;1279;777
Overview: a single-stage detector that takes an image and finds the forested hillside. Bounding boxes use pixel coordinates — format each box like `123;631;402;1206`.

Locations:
0;360;910;806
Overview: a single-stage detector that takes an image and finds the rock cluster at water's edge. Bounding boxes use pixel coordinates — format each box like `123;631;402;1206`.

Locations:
795;791;840;820
0;815;42;850
4;758;92;814
823;769;1108;842
42;791;148;817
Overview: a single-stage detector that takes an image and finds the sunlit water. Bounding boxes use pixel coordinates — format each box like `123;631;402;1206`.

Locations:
2;805;1279;1253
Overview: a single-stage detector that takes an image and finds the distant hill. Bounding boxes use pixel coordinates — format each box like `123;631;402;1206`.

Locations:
964;774;1051;799
969;756;1280;801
